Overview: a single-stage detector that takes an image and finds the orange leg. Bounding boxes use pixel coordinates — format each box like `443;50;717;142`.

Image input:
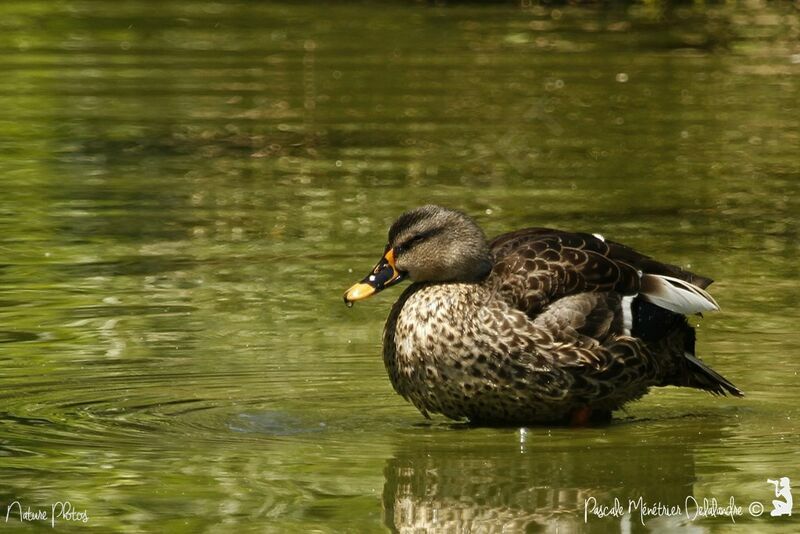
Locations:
570;406;593;427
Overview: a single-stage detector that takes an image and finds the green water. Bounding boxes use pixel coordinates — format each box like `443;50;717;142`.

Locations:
1;1;799;532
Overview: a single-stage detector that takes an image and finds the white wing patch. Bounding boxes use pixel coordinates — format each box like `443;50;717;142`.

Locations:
621;295;634;335
592;233;605;242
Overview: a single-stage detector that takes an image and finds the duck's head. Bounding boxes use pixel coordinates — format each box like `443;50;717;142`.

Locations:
344;205;492;304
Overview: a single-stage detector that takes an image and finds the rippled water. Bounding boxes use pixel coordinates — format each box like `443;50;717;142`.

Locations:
1;1;799;532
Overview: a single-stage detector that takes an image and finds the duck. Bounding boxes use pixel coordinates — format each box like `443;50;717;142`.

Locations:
344;205;742;425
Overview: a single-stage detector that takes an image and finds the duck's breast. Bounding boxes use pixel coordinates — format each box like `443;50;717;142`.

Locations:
384;283;488;415
386;283;555;420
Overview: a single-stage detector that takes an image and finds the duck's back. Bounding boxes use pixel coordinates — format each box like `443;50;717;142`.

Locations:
488;227;712;317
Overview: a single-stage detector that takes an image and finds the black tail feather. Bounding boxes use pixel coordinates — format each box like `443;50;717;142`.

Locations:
639;302;744;398
683;353;744;397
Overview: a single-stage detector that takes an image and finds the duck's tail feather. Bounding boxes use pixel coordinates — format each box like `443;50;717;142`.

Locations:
628;269;738;397
640;274;720;315
652;312;743;397
681;352;744;397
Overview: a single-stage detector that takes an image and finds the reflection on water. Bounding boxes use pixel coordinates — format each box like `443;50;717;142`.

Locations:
384;420;729;532
1;0;799;531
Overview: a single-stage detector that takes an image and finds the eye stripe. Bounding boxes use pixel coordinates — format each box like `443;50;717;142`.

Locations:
396;227;443;253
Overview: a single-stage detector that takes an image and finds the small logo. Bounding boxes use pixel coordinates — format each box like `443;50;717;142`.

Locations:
767;477;793;517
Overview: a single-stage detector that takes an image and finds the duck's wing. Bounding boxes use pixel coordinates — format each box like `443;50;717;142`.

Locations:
488;228;717;319
530;292;624;346
526;291;742;398
490;229;741;398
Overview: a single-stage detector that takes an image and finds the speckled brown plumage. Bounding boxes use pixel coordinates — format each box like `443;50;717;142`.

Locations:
346;205;742;425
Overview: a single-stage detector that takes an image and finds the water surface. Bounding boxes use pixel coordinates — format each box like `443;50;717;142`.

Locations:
1;1;799;532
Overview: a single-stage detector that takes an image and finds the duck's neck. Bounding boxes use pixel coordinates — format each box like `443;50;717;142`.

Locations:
466;256;493;282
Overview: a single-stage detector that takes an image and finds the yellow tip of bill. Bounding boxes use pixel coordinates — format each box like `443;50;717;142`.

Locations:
344;282;376;303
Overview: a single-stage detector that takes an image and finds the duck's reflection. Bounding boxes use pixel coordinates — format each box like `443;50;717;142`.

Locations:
383;418;730;532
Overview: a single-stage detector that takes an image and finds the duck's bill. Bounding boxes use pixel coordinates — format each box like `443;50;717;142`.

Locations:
344;249;406;304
